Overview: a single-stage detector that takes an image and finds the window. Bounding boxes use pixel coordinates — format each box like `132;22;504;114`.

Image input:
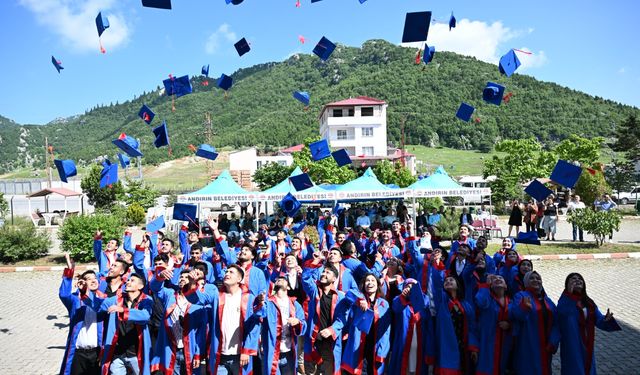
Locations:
332;109;343;117
361;107;374;116
337;130;348;140
362;147;374;156
348;108;355;117
362;127;374;137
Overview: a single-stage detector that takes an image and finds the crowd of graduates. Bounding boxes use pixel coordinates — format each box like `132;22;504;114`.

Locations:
59;206;621;375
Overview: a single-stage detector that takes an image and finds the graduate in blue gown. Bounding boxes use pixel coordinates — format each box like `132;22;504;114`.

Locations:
553;273;621;375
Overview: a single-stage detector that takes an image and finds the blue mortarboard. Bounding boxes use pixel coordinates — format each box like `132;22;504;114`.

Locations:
455;102;475;122
525;180;553;202
449;12;456;31
117;153;131;169
409;283;426;312
423;45;436;64
163;75;192;98
201;64;209;77
146;215;165;233
173;203;198;224
290;173;314;191
550;160;582;189
96;12;109;37
482;82;506;106
51;56;64;73
293;91;310;106
331;149;352;167
309;139;331;161
99;161;118;188
141;0;172;9
402;11;432;43
515;231;541;246
291;220;307;234
355;309;375;334
499;49;521;78
226;0;244;4
217;74;233;91
313;37;336;61
359;0;368;3
138;104;155;124
54;159;77;183
280;193;302;218
234;38;251;57
113;133;143;158
333;204;346;215
195;144;218;161
152;121;170;148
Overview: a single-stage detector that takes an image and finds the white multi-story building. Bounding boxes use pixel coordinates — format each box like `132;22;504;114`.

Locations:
319;96;388;157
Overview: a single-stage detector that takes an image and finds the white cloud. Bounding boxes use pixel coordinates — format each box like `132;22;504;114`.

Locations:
618;67;626;74
401;19;547;70
204;24;237;55
20;0;131;53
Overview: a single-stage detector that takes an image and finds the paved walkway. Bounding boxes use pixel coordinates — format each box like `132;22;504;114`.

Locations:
0;259;638;374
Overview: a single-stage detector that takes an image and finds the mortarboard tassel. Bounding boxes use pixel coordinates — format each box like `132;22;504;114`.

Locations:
415;48;422;64
586;167;597;176
172;97;176;112
503;92;513;104
202;80;209;86
298;35;305;44
99;39;106;54
513;49;533;55
224;91;229;99
304;106;309;111
168;146;172;156
295;0;300;7
188;144;197;152
474;117;481;124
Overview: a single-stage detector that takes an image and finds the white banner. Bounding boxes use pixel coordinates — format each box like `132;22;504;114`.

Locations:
412;187;491;198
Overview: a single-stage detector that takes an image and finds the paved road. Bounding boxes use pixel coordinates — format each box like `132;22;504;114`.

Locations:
1;260;638;374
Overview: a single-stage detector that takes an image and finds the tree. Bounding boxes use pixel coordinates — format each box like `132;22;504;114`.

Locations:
252;162;295;190
610;115;640;162
118;178;160;210
554;135;603;165
372;160;417;188
574;164;611;206
81;165;124;210
292;137;357;184
567;208;621;246
604;159;637;199
0;192;8;219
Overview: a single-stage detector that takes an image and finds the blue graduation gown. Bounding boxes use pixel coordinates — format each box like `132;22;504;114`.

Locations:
389;293;433;375
554;292;620;375
474;283;513;375
511;289;557;375
59;268;105;375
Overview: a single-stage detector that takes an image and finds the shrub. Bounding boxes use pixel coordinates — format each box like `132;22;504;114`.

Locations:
58;213;125;262
0;217;51;263
434;209;461;242
126;203;146;226
567;208;621;246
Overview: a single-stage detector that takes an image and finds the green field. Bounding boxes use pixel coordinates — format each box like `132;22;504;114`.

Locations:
406;145;505;177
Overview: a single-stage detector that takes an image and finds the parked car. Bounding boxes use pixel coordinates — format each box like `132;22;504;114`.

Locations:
614;186;640;205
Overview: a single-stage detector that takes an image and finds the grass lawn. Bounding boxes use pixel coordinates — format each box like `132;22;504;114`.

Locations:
406;145;504;177
486;242;640;256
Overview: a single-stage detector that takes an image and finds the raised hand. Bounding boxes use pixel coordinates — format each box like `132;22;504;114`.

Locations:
605;308;614;321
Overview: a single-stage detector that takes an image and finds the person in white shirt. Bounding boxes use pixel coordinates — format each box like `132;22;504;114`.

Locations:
355;210;371;228
567;195;586;242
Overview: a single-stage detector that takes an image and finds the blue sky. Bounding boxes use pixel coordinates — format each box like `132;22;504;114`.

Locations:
1;0;638;125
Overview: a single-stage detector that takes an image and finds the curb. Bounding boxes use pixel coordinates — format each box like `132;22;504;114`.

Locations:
1;253;640;273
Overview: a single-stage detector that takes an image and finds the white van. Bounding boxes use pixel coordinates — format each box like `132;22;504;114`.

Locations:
458;175;495;204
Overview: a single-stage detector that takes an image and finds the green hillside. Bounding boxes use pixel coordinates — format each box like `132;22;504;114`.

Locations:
0;39;638;174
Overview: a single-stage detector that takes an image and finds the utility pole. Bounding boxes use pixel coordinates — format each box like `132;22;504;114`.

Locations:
202;113;214;177
45;137;52;188
137;138;143;180
400;116;406;167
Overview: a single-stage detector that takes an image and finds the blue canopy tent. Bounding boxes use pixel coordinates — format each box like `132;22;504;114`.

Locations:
408;166;463;190
264;166;328;195
334;168;406;202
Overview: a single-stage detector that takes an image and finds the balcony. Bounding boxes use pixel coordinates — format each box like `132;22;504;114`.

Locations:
324;116;382;127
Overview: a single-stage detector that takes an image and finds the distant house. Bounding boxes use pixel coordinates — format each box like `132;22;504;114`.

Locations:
229;148;293;188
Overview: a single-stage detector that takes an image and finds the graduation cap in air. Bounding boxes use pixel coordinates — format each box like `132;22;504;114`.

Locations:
53;159;77;183
99;160;118;188
280;193;302;218
515;231;541;246
455;102;475;122
550;160;582;189
141;0;172;9
117;153;131;169
226;0;244;4
138;104;155;124
333;203;346;215
51;56;64;73
332;149;352;167
409;282;426;312
289;173;314;191
217;74;233;91
499;49;521;77
146;215;165;233
423;45;436;65
113;133;143;157
163;75;192;98
358;0;368;3
96;12;109;37
355;309;375;334
309;139;331;161
173;203;198;225
313;36;336;61
291;220;306;234
152;121;170;148
525;180;553;202
195;144;218;161
201;65;209;77
402;11;432;43
482;82;506;106
293;91;310;106
449;12;456;31
234;38;251;57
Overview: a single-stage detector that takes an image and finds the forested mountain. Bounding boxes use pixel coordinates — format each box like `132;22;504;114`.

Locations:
0;39;638;174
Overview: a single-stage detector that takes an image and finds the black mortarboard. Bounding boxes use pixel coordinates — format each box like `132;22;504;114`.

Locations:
289;173;314;191
402;11;432;43
138;104;155;124
331;149;352;167
141;0;172;9
217;74;233;91
234;37;251;57
152;121;170;148
201;64;209;77
51;56;64;73
96;12;109;37
313;37;336;61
